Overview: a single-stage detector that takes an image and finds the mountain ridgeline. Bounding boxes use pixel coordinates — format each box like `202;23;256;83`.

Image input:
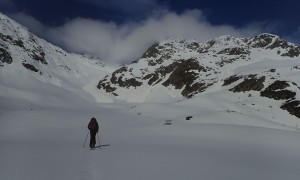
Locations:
1;11;300;119
97;34;300;118
0;12;105;87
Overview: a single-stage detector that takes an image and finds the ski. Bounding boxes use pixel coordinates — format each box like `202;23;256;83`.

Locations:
94;144;110;149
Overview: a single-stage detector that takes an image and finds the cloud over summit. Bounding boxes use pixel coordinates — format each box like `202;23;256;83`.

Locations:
11;9;271;64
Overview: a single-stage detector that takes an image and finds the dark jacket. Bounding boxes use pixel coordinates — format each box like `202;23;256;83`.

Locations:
88;118;99;133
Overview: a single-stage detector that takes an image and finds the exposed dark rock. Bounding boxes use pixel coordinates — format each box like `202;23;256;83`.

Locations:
141;43;160;59
249;34;300;58
230;76;265;92
182;82;210;98
147;73;160;85
0;47;12;64
114;66;128;74
97;78;117;94
113;75;141;88
13;39;25;48
111;92;118;96
156;57;164;65
1;33;25;51
281;47;300;57
186;116;193;120
0;33;13;42
30;48;47;64
106;66;142;88
110;67;127;84
100;84;117;93
207;40;216;47
142;74;153;80
264;80;289;91
218;47;250;55
143;62;180;86
260;81;296;100
281;100;300;118
162;59;205;90
96;34;300;101
261;90;296;100
250;34;274;48
269;69;276;73
216;57;239;67
157;63;178;76
198;40;215;53
186;42;200;50
28;35;37;44
146;54;170;66
147;60;158;66
22;63;39;72
268;38;290;49
223;75;242;86
145;58;209;98
119;78;142;88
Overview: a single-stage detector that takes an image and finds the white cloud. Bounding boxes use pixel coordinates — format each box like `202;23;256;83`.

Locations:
48;10;269;64
10;9;273;64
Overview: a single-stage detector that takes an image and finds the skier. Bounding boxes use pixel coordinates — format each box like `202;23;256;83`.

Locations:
88;117;99;150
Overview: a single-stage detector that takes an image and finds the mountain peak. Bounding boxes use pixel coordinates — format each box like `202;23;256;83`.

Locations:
97;32;300;105
0;12;106;87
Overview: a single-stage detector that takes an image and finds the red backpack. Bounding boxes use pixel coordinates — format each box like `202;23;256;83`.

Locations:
90;121;97;130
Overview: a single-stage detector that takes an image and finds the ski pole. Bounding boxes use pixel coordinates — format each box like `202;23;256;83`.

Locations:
83;131;89;147
97;132;100;146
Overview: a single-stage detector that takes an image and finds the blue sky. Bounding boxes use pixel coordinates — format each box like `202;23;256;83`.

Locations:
1;0;299;63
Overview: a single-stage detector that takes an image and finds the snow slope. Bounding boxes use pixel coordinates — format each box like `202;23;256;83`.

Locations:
1;12;300;180
2;97;300;180
0;12;114;108
97;34;300;102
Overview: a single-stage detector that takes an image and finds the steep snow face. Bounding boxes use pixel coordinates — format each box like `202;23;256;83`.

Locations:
0;12;113;107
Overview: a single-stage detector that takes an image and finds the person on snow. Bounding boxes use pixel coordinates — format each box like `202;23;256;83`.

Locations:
88;117;99;149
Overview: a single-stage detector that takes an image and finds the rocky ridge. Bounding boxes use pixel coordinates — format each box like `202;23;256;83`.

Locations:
0;12;106;86
97;34;300;118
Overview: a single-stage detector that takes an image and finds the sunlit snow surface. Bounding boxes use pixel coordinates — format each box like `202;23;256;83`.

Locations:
2;71;300;180
2;97;300;180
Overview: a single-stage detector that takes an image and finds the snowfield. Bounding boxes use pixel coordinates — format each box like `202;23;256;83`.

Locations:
2;86;300;180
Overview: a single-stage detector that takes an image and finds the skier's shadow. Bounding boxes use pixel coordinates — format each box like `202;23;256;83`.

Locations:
94;144;110;149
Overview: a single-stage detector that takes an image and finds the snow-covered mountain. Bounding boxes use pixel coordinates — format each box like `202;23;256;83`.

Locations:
3;12;300;180
2;10;300;121
0;12;112;109
97;34;300;118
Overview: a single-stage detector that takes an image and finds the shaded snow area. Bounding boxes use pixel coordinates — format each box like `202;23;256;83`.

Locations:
2;87;300;180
